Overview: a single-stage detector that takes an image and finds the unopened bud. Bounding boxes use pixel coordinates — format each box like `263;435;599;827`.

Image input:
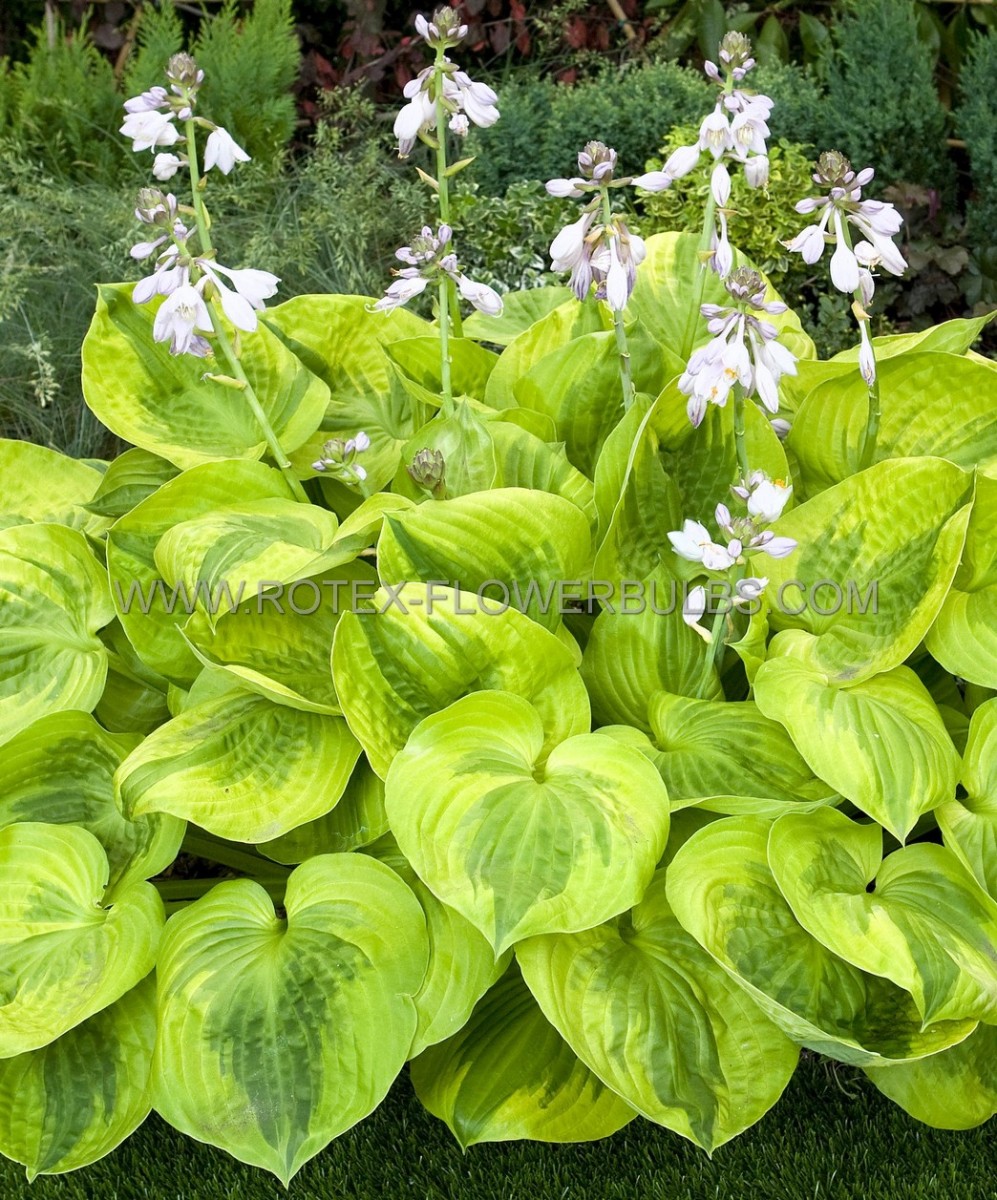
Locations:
407;448;447;499
166;53;202;90
134;187;176;226
578;140;618;182
815;150;853;188
725;266;766;306
719;31;753;67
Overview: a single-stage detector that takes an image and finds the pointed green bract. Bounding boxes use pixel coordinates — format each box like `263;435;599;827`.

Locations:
864;1025;997;1130
938;698;997;897
377;488;592;632
82;285;329;468
410;965;635;1148
332;584;590;778
0;977;156;1179
0;823;162;1057
385;691;670;955
518;867;799;1151
151;855;429;1184
116;689;360;843
926;473;997;689
768;808;997;1026
754;658;959;839
366;836;508;1057
0;523;114;746
0;711;183;895
758;457;973;683
0;440;103;532
666;817;976;1065
646;691;837;816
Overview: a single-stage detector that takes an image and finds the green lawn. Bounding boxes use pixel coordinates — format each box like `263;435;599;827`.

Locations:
2;1057;994;1200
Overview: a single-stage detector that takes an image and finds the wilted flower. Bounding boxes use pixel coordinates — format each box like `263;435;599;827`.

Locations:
313;432;371;485
679;267;797;426
785;152;906;294
203;126;250;175
407;448;447;498
374;224;502;316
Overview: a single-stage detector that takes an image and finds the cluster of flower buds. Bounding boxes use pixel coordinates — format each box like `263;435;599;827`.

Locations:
546;143;647;311
407;448;447;498
129;187;279;355
637;33;773;277
374;224;502;316
312;432;371;485
678;267;797;427
393;8;499;157
120;53;249;181
786;151;907;299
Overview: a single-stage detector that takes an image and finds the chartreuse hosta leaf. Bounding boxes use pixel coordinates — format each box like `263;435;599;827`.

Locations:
0;711;183;895
581;565;720;731
385;691;669;956
82;284;330;469
863;1025;997;1130
0;977;156;1179
0;823;163;1057
115;687;360;843
259;758;388;864
518;867;798;1152
640;690;837;816
938;699;997;897
366;835;508;1057
263;294;430;490
789;353;997;492
831;313;996;363
926;472;997;689
106;460;295;683
768;808;997;1026
410;963;635;1148
385;335;497;406
754;658;959;840
759;457;973;684
463;286;574;346
0;440;104;532
666;818;976;1065
152;854;429;1184
376;488;592;632
332;584;590;778
95;619;171;736
0;523;114;746
83;448;179;520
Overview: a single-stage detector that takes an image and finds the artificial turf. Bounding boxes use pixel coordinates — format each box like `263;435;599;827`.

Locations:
1;1056;994;1200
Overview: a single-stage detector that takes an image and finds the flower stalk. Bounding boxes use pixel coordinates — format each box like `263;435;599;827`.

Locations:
600;187;635;411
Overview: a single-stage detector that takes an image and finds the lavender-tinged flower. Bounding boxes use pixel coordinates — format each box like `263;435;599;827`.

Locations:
632;144;702;193
394;75;437;157
668;520;739;571
198;262;279;332
682;585;710;642
313;431;371;484
152;283;212;356
785;152;907;294
714;502;797;560
858;321;877;386
449;113;469;137
120;109;180;152
453;71;499;129
679;267;797;426
735;576;769;603
457;274;503;315
549;211;597;300
124;86;169;114
375;224;502;317
414;7;469;48
203;127;250;175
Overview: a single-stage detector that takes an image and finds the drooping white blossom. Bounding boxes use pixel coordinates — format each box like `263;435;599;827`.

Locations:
668;520;739;571
120;109;181;152
374;224;502;317
203;127;251;175
152;282;212;356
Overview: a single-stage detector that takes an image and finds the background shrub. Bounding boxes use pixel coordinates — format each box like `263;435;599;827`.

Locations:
958;31;997;298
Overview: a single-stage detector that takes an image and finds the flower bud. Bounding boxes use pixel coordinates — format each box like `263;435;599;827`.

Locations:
134;188;177;226
719;31;753;68
578;141;617;182
166;53;202;90
407;448;447;499
815;150;853;189
725;266;765;306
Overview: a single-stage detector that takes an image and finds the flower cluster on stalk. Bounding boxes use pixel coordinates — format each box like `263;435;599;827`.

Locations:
679;267;797;427
393;9;499;157
546;142;647;311
373;224;502;316
121;56;279;358
312;432;371;485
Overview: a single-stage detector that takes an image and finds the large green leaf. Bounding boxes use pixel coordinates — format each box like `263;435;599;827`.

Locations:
581;564;720;731
864;1025;997;1130
788;353;997;492
263;295;430;490
666;817;976;1064
82;284;329;469
759;457;973;683
151;854;428;1184
116;688;361;843
768;808;997;1026
83;448;179;521
938;698;997;897
0;440;103;532
385;335;498;405
366;835;508;1057
518;867;798;1151
385;691;670;955
0;523;114;746
332;584;590;778
754;658;959;840
377;487;592;632
926;472;997;689
830;313;995;362
627;232;727;363
0;823;162;1057
94;620;171;736
410;964;635;1148
463;287;574;346
106;460;294;682
643;690;837;816
0;711;182;895
0;977;156;1179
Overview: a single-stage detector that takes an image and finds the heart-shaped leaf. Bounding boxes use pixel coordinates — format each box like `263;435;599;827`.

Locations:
938;698;997;897
0;440;103;532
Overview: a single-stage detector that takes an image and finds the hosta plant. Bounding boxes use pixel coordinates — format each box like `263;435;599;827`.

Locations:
1;17;996;1186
